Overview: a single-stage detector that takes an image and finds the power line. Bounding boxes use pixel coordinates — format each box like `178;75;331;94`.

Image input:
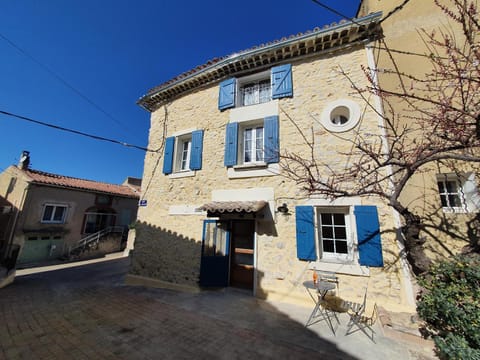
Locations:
310;0;362;26
0;109;156;153
0;31;136;135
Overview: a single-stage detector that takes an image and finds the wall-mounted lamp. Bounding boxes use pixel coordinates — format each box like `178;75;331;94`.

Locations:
277;203;289;214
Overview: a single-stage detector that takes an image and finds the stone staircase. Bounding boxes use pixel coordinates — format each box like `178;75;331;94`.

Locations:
64;226;126;260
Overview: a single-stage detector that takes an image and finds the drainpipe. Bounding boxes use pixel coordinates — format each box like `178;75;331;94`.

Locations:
365;43;416;307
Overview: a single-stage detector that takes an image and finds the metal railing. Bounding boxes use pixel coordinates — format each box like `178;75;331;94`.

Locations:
70;226;125;254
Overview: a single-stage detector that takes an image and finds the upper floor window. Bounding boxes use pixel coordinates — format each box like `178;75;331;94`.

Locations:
218;64;293;111
224;116;279;167
41;204;67;224
163;130;204;176
96;195;112;206
177;134;192;171
243;124;264;163
241;79;271;106
436;173;479;213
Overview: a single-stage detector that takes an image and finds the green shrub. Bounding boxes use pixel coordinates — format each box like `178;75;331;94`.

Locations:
417;255;480;360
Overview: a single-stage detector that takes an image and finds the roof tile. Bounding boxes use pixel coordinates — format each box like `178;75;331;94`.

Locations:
23;168;139;199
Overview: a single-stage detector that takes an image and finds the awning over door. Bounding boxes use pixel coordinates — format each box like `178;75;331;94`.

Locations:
198;200;267;214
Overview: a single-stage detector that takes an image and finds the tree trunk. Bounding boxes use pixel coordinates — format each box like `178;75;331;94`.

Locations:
401;210;432;275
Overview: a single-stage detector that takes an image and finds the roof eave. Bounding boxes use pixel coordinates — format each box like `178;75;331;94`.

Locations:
138;11;383;112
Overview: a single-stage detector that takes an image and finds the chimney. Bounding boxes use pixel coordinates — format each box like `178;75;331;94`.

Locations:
18;151;30;170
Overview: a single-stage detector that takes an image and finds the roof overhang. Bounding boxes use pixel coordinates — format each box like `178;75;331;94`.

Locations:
138;12;383;112
198;200;268;215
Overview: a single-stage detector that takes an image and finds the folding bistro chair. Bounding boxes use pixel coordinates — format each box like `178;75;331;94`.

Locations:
343;287;378;342
316;270;339;294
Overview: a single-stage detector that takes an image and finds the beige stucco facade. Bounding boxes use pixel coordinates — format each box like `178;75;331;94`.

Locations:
130;14;417;313
358;0;480;259
0;165;139;267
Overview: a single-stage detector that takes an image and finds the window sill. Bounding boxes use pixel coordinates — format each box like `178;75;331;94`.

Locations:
228;163;280;179
442;207;470;214
233;162;268;170
308;261;370;277
168;170;196;179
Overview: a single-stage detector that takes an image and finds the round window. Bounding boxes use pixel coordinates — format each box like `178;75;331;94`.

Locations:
320;99;361;133
330;106;350;125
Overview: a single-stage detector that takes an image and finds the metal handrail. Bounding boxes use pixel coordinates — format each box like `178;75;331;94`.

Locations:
71;226;125;253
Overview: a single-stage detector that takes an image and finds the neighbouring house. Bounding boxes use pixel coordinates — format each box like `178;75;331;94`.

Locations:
357;1;480;260
0;151;140;276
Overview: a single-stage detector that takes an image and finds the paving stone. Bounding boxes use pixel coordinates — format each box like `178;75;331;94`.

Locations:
0;257;435;360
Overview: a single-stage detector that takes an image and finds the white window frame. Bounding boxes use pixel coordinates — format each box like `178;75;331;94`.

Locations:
315;206;354;262
41;204;68;224
306;199;369;276
241;122;264;165
169;129;196;179
176;135;192;171
236;70;271;108
436;172;479;213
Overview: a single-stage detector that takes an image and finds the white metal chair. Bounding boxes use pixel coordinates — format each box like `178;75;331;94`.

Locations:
343;287;378;342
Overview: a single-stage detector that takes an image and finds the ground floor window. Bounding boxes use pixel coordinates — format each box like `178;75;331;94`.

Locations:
317;207;352;262
83;208;116;234
296;205;383;267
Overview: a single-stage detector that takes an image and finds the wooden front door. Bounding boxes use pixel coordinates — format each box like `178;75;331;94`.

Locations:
230;220;255;290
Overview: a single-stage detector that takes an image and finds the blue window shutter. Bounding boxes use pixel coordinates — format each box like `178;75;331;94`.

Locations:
163;136;175;175
224;122;238;167
296;206;317;261
354;205;384;267
189;130;204;170
264;115;279;164
271;64;293;99
218;78;236;110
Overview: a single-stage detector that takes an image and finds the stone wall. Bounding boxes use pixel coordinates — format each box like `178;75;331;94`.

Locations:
131;44;415;312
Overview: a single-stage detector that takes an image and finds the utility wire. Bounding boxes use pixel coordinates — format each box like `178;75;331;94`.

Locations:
310;0;362;26
0;32;136;135
0;109;156;153
379;0;411;24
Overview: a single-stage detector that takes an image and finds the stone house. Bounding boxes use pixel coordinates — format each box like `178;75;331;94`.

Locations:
0;151;140;274
129;12;417;312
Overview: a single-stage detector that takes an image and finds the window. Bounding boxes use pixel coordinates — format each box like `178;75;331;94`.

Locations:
318;209;351;261
177;135;192;171
436;173;479;212
437;177;463;209
243;124;264;163
163;130;204;175
241;79;271;106
41;204;67;223
295;205;383;267
218;64;293;110
320;99;361;133
96;195;112;205
224;116;279;167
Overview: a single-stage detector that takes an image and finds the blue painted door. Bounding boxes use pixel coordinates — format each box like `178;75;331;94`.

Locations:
199;220;230;287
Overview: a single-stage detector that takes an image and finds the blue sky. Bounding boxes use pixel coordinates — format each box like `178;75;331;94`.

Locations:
0;0;360;185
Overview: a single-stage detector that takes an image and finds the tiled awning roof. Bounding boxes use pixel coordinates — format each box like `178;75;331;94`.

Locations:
137;12;382;112
198;200;268;214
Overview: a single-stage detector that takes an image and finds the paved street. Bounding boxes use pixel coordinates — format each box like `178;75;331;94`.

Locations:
0;256;434;359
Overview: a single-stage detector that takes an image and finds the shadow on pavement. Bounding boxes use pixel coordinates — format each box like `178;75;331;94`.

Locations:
0;257;358;359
